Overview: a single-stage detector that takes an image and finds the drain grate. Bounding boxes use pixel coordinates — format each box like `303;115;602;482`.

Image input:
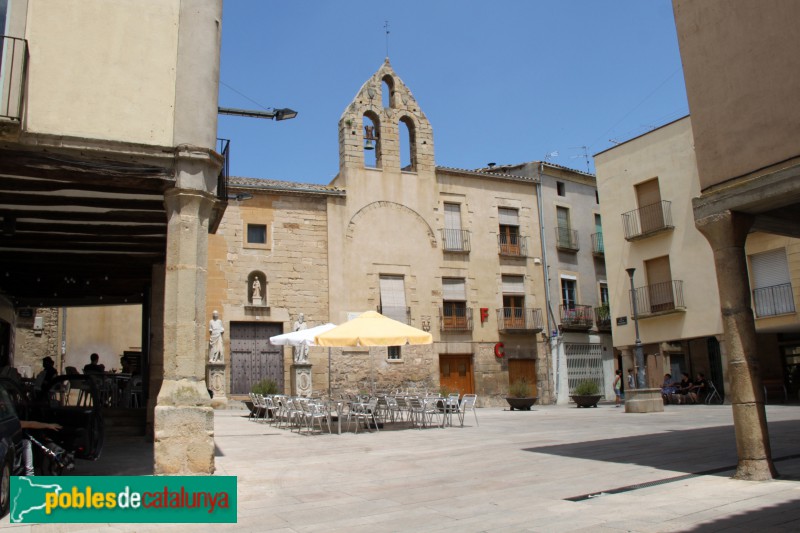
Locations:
566;453;800;502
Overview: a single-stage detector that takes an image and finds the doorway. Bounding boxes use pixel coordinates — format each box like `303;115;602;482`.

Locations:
229;322;284;395
439;354;474;396
635;178;664;234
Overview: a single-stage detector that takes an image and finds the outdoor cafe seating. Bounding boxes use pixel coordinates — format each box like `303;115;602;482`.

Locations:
247;391;479;435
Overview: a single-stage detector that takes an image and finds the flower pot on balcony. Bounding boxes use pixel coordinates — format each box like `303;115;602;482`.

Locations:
505;397;538;411
570;394;602;408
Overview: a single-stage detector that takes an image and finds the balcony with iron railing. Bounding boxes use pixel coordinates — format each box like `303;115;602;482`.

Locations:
496;308;544;333
559;304;593;330
591;232;604;256
439;307;473;332
630;280;686;317
1;35;28;122
753;283;796;318
498;234;528;257
377;305;412;324
594;305;612;331
555;227;579;251
440;229;471;253
622;201;674;241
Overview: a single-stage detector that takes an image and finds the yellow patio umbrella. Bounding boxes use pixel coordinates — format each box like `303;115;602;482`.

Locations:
314;310;432;347
314;311;432;393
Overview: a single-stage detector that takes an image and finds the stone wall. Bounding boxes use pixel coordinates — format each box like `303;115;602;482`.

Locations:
14;307;60;376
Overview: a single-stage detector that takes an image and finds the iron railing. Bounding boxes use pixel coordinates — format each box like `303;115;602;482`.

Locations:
622;200;674;240
377;305;411;324
496;308;544;333
556;227;579;251
440;229;471;252
497;234;527;257
591;232;604;255
559;304;594;330
630;280;685;316
216;138;230;202
1;36;29;121
439;306;473;332
753;283;796;317
594;306;612;331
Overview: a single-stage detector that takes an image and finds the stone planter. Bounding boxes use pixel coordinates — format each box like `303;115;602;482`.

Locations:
505;397;538;411
570;394;602;408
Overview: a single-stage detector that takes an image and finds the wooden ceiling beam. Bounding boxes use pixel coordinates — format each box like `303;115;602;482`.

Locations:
0;175;166;196
14;221;165;236
0;191;164;210
0;209;165;223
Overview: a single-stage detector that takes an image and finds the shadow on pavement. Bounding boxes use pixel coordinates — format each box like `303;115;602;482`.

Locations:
523;420;800;477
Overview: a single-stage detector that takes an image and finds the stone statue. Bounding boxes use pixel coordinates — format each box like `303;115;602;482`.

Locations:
252;278;262;301
293;313;308;364
209;310;225;363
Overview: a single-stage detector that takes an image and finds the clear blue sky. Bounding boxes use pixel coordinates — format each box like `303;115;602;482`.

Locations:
217;0;687;184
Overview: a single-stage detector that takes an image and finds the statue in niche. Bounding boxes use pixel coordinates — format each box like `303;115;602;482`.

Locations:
208;310;225;363
252;277;262;303
293;313;309;364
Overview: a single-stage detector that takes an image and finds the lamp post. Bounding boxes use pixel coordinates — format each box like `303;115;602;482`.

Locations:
626;268;646;388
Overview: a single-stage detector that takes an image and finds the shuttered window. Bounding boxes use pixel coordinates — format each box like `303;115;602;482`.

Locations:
444;203;462;231
750;249;790;288
442;278;466;301
498;208;519;226
379;275;407;323
501;275;524;294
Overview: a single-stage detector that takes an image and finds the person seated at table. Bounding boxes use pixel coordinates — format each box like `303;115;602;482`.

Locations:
33;356;58;400
690;372;708;403
675;372;694;404
661;373;677;404
83;353;105;375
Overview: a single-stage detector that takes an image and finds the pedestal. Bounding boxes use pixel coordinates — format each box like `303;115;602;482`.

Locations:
291;363;312;397
252;297;262;306
625;388;664;413
207;362;228;409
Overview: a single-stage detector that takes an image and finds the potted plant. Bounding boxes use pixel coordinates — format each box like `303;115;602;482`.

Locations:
245;379;279;415
505;379;538;411
570;380;602;408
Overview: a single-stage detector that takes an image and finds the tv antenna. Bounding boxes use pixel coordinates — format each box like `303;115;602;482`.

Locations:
569;145;591;174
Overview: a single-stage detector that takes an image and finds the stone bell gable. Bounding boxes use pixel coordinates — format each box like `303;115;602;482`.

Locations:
338;59;435;175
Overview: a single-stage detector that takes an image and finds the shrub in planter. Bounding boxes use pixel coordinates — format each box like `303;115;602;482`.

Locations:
251;379;279;396
506;379;537;410
571;379;602;408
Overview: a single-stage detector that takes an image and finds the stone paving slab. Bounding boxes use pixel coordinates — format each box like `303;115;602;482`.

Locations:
2;403;799;532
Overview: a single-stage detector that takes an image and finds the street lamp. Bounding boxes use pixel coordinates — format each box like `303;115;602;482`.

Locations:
218;107;298;121
626;267;646;388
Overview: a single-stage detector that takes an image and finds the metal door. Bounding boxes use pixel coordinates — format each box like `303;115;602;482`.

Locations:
230;322;283;395
565;343;605;395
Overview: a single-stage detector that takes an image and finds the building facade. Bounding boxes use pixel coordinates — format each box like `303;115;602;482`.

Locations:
0;0;226;474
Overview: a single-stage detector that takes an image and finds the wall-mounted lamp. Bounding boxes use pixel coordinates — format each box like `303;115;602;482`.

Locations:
227;192;253;202
218;107;298;121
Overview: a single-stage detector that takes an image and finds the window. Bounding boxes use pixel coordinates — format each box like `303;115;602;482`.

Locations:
750;249;795;317
599;282;609;306
556;206;574;248
442;278;469;330
387;346;401;360
557;181;566;197
443;203;466;251
501;275;525;329
379;275;408;324
595;190;599;204
561;277;577;309
498;208;521;255
247;224;267;245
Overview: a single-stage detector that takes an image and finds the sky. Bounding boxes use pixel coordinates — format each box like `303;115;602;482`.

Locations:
217;0;688;184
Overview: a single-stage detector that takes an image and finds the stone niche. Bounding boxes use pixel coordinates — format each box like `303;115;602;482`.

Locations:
247;271;267;307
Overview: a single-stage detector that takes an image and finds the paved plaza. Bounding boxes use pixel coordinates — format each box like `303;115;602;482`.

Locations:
3;403;799;532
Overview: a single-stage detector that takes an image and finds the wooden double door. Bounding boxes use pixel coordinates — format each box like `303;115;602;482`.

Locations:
229;322;284;395
439;354;474;396
508;359;537;397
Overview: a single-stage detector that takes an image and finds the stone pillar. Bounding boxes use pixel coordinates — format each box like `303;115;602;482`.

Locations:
292;363;313;397
695;210;777;480
620;347;635;382
554;338;569;405
154;188;216;475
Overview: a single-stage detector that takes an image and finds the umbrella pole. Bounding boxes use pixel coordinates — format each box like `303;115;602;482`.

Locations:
328;347;331;398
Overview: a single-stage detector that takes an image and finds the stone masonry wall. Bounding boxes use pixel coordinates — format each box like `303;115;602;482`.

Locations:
14;307;60;376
